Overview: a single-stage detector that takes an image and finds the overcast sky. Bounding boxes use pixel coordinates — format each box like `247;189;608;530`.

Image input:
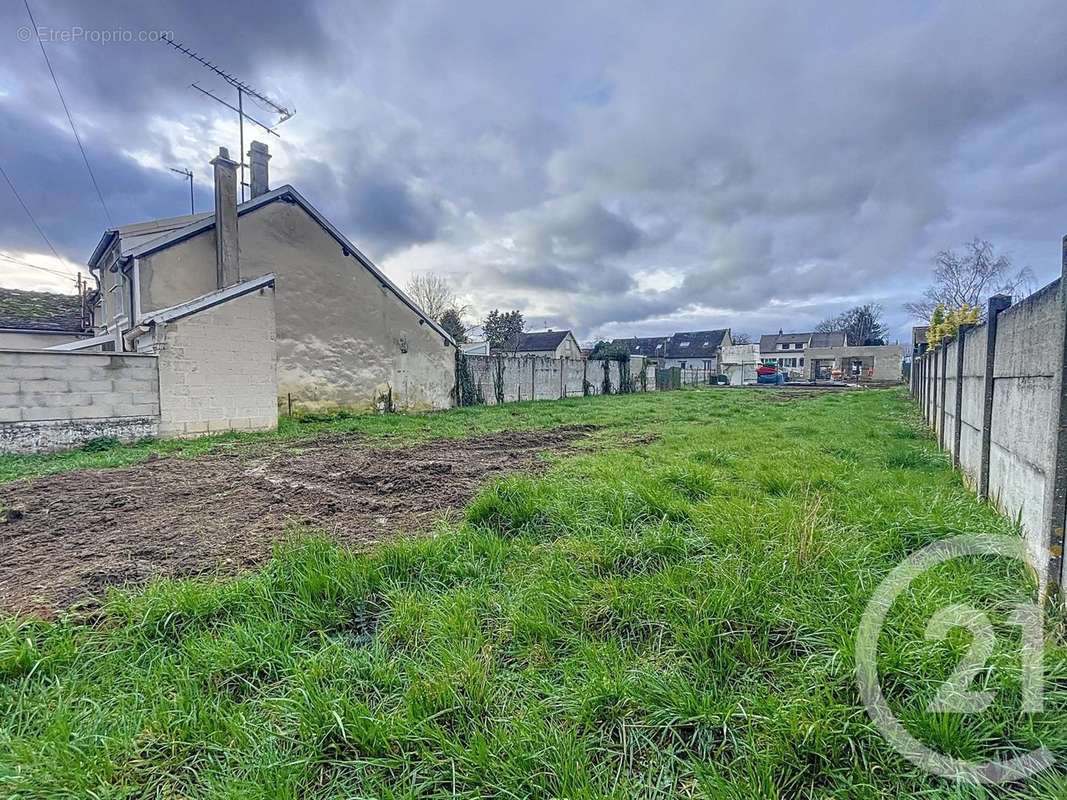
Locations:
2;0;1066;343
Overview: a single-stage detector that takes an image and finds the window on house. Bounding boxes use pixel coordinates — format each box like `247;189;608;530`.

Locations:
703;360;714;370
680;361;687;369
800;358;805;366
680;341;690;347
778;343;788;350
795;343;804;349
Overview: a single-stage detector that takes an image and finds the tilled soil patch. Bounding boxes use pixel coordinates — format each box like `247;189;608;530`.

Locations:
0;426;594;616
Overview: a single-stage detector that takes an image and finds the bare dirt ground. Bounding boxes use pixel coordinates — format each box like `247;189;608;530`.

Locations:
0;426;594;616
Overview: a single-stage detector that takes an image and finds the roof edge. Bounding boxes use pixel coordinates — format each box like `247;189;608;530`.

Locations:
142;273;276;326
124;185;455;346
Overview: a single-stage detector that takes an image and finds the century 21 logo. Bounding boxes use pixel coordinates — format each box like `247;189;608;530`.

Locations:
856;534;1052;784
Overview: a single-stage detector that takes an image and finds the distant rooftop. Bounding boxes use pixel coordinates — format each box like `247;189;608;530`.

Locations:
0;287;86;333
515;330;573;351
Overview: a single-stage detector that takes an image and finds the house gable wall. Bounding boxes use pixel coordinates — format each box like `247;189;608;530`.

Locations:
136;200;454;411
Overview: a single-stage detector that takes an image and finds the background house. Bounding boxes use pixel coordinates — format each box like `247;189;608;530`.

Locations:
0;287;92;349
911;325;929;356
805;343;903;383
759;330;846;377
660;329;732;371
511;330;582;359
460;340;490;355
610;329;732;372
81;144;455;413
611;336;670;362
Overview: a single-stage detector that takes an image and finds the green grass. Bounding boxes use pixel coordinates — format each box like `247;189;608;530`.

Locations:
1;390;705;484
3;387;1067;797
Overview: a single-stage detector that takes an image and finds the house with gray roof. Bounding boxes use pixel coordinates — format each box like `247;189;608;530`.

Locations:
610;335;670;359
0;287;92;349
509;329;582;359
759;329;847;376
610;329;732;372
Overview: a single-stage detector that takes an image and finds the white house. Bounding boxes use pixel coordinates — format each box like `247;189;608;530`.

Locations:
759;330;846;378
510;330;582;359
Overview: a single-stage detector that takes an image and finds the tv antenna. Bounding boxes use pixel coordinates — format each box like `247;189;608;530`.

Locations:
168;167;194;214
160;35;295;201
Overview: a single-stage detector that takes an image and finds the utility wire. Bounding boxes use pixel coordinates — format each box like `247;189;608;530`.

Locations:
0;253;79;281
0;162;65;265
23;0;113;226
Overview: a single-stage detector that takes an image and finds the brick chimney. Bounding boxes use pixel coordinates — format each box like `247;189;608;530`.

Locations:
211;146;240;288
248;141;270;199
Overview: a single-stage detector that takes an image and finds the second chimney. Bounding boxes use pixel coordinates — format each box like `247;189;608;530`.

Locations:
248;141;270;199
211;146;240;288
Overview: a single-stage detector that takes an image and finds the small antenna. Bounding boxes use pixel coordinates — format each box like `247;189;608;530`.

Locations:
169;167;194;214
160;35;294;201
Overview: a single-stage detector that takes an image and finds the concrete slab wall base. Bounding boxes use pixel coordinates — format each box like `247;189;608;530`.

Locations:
0;416;158;454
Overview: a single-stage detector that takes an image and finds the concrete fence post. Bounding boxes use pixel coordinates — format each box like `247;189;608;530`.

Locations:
921;353;927;419
929;348;937;426
953;324;974;467
917;356;926;416
928;350;936;425
1042;237;1067;591
939;341;948;448
918;354;924;411
979;294;1013;500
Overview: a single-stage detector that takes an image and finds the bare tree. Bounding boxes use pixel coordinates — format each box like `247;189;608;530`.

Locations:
817;304;887;346
905;238;1034;323
730;332;753;345
405;273;464;321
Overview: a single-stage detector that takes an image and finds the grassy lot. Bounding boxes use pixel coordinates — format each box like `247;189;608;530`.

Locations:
2;387;1066;797
0;389;711;484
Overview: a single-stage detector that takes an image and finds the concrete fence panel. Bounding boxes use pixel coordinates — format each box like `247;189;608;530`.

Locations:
460;354;657;406
958;324;987;483
914;262;1067;594
988;280;1062;570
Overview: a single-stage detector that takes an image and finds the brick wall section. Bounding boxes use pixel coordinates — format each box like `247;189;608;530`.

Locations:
151;286;278;436
0;349;160;453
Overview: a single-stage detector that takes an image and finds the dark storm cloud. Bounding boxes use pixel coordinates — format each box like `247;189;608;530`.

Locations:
2;0;1067;342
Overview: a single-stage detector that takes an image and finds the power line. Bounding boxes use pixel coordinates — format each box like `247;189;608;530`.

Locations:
0;253;79;281
23;0;113;226
0;162;65;265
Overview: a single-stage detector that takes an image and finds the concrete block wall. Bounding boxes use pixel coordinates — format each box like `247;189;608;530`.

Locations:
150;286;278;436
0;349;160;453
913;276;1064;587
